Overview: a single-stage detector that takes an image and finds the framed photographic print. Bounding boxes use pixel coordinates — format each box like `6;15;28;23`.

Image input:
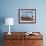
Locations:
18;9;36;23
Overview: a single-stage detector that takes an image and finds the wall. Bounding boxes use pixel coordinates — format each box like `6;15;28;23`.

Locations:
0;0;46;32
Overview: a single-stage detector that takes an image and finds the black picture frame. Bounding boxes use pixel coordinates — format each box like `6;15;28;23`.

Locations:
18;9;36;24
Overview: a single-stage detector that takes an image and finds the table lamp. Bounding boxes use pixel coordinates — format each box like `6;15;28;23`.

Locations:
5;18;14;35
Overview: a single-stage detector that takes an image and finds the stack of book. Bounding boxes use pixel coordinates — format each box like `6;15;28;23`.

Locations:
25;32;38;35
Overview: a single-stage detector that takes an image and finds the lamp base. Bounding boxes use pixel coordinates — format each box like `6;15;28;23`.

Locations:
8;32;11;35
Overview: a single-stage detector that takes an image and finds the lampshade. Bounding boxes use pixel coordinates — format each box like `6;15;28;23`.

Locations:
5;18;14;25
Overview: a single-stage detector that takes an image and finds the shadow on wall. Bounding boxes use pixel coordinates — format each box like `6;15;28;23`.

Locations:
0;16;5;46
0;15;5;32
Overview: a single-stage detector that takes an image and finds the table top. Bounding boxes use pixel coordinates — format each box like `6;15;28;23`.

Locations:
4;32;43;40
4;32;43;35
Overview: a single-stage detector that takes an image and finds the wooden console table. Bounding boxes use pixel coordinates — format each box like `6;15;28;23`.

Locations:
4;32;43;46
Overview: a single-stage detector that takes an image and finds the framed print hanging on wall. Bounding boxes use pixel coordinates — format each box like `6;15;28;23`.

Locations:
18;9;36;24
